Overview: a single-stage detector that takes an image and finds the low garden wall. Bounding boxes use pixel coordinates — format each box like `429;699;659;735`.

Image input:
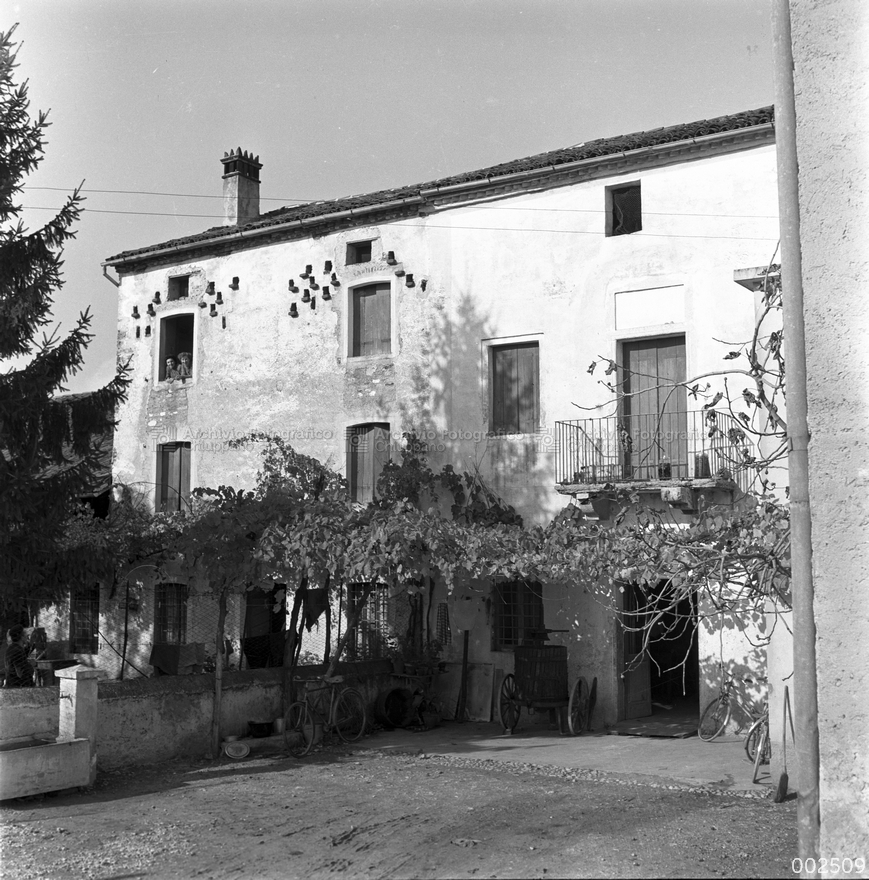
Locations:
1;660;395;775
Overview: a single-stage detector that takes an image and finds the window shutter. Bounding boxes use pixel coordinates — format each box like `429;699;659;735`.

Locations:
352;284;391;357
179;443;191;511
517;344;539;433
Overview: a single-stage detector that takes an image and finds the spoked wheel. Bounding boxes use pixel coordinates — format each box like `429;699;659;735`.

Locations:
335;688;367;743
745;716;771;764
698;696;730;741
498;674;520;734
284;701;315;758
568;676;590;736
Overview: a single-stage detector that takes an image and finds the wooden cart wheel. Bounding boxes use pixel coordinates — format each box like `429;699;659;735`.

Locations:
498;674;520;734
568;676;590;736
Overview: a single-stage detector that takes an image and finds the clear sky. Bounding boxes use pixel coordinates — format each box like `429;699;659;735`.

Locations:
6;0;774;393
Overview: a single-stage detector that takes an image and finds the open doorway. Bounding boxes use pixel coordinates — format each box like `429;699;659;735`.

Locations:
619;582;699;731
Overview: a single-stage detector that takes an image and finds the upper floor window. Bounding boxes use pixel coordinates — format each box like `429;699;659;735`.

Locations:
69;584;100;654
157;442;191;512
491;342;539;434
346;240;373;265
350;283;391;357
347;423;390;504
606;182;642;236
167;275;190;301
159;313;194;381
155;582;188;644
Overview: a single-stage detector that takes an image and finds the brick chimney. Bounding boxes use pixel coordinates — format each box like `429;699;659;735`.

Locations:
221;148;262;226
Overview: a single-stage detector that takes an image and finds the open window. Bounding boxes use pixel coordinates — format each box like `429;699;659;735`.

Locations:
167;275;190;301
346;239;373;265
346;423;390;504
606;182;642;236
158;313;194;381
349;283;391;357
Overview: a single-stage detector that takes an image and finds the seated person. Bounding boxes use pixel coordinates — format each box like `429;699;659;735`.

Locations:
5;624;34;688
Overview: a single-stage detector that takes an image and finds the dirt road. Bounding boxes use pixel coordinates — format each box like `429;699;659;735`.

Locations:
1;744;797;879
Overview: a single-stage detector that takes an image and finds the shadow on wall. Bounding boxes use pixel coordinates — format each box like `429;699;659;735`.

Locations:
397;289;557;524
698;644;768;730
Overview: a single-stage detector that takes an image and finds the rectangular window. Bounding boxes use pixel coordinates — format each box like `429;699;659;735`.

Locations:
158;313;195;380
167;276;190;301
350;283;391;357
155;582;188;644
69;585;100;654
347;423;390;504
346;240;373;264
607;182;642;236
491;342;539;434
157;442;191;512
347;584;388;660
492;580;544;651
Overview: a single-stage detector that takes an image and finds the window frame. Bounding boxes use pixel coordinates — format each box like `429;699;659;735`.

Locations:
167;275;190;301
606;181;642;237
346;239;374;265
488;340;540;435
156;310;196;383
69;584;100;654
154;582;188;645
491;580;545;652
346;422;391;504
348;281;393;359
156;441;192;513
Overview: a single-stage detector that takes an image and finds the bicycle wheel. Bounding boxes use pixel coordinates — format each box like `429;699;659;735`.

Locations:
745;715;771;764
568;676;590;736
284;701;315;758
335;687;367;743
698;696;730;741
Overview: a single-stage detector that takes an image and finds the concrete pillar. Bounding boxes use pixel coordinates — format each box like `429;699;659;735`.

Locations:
56;665;100;785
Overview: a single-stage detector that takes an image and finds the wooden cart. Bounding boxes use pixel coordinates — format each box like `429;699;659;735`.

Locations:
497;631;592;736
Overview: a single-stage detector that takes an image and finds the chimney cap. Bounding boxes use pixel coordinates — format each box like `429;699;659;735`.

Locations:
221;148;262;181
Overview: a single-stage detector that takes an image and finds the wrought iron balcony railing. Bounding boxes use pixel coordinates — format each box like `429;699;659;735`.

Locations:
554;410;752;494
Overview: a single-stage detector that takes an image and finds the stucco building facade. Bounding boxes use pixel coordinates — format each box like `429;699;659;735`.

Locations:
90;107;782;728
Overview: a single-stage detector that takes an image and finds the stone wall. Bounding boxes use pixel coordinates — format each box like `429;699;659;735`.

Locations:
790;0;869;854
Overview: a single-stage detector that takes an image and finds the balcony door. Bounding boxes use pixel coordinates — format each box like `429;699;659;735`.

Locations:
621;336;687;480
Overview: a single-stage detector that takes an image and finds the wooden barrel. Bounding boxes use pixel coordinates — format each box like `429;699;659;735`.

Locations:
514;645;568;703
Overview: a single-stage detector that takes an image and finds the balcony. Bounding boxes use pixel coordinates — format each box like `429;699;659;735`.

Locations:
554;410;752;497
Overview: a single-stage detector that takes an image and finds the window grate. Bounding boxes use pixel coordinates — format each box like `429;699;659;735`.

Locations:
155;582;188;644
492;580;544;651
70;585;100;654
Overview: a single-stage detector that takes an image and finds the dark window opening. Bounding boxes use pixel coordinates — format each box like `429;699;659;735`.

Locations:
157;442;191;512
347;584;388;660
155;582;188;644
350;283;391;357
347;423;390;504
70;584;100;654
491;342;539;434
492;580;544;651
346;240;373;264
608;182;642;236
167;276;190;301
158;313;194;380
242;585;287;668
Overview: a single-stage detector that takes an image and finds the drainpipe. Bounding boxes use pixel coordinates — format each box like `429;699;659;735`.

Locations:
771;0;820;869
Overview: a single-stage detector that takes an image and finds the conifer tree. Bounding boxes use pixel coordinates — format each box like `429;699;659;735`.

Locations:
0;25;130;618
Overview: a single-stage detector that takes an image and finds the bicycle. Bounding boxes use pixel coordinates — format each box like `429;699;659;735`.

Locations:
744;708;771;783
698;674;765;742
283;675;368;758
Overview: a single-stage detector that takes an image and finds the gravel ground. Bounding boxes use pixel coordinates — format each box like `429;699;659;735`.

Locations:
0;742;797;880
